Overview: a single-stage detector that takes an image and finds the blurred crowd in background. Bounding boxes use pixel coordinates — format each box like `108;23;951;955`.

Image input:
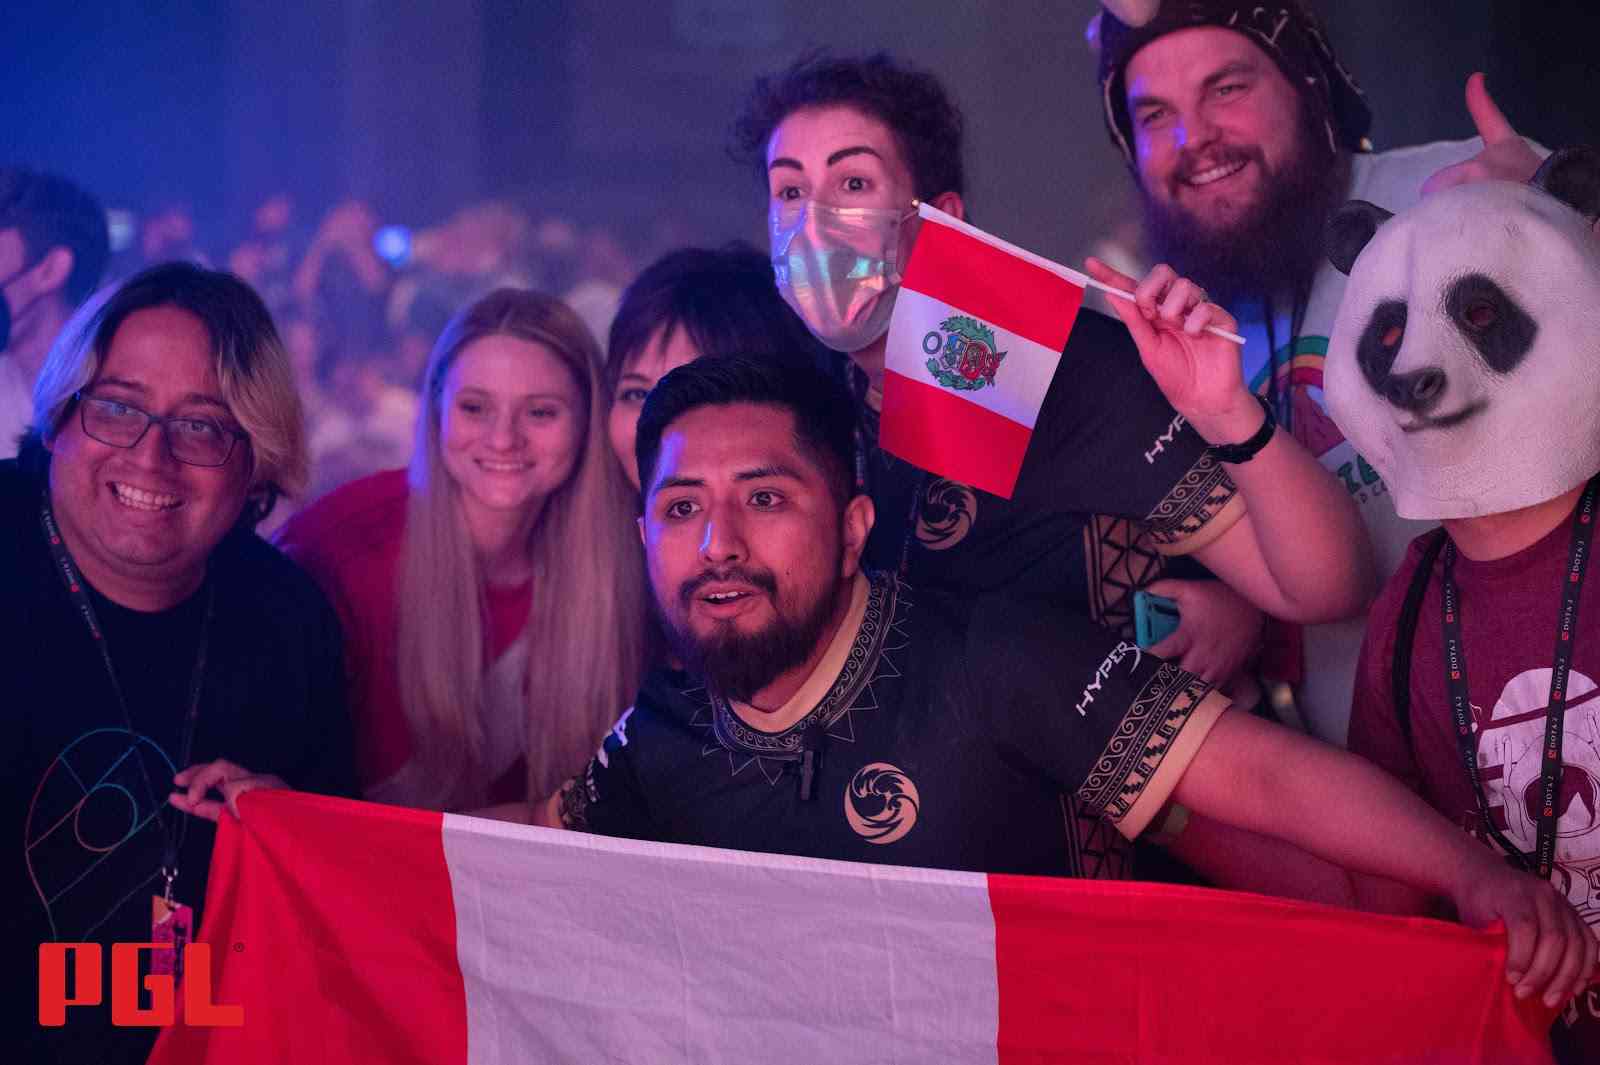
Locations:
112;193;691;515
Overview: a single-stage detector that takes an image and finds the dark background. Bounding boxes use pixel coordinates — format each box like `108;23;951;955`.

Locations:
2;0;1595;266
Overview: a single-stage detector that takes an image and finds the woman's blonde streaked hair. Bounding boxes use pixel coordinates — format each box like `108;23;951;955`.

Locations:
398;288;648;810
33;262;307;521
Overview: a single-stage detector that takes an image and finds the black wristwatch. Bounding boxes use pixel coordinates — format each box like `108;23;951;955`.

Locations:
1208;394;1277;464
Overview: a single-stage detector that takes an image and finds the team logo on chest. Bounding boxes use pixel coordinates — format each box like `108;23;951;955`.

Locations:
845;762;920;844
923;315;1007;391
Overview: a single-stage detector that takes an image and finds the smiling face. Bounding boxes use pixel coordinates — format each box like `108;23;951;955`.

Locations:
1324;181;1600;519
1125;27;1306;234
607;324;700;491
438;334;585;533
641;401;866;700
47;305;253;608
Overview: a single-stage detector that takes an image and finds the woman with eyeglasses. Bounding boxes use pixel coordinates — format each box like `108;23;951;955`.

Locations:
277;289;648;811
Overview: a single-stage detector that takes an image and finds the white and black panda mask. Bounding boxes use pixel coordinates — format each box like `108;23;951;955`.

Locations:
1323;148;1600;520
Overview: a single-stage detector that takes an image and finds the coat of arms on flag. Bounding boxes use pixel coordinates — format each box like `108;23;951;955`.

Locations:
924;315;1008;391
882;203;1089;499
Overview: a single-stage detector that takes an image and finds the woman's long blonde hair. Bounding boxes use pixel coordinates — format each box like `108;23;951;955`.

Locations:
397;288;647;810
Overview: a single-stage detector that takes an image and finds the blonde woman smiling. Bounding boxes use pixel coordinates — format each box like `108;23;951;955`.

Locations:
279;289;647;810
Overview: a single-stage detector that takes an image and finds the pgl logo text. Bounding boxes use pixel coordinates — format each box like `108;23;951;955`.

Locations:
38;942;243;1027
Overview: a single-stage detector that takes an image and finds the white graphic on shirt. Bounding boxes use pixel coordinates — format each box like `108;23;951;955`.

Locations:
1142;413;1187;466
1476;668;1600;923
1075;641;1142;717
596;705;635;769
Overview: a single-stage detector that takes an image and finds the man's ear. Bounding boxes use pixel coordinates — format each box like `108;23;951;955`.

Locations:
1531;146;1600;225
1325;200;1394;276
928;190;965;222
840;493;875;577
28;247;75;300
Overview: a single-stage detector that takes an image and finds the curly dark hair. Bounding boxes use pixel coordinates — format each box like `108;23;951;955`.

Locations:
731;51;966;203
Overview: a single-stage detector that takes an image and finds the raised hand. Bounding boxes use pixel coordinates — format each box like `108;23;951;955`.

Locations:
1084;257;1259;446
1421;73;1542;196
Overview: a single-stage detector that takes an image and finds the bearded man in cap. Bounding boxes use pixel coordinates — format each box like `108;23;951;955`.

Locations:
1091;0;1545;746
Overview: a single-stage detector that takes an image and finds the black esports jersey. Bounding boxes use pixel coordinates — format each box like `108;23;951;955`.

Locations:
560;571;1225;876
851;309;1241;634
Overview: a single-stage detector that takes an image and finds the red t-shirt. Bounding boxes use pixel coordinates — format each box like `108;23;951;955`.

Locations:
275;469;533;803
1349;512;1600;1060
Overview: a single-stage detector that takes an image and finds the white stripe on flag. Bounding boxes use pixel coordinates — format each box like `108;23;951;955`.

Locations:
886;287;1062;430
442;815;1001;1065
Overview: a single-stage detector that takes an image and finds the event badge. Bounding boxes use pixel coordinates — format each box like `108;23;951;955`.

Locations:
151;895;194;977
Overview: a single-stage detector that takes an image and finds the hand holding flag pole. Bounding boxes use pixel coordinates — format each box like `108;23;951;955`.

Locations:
879;204;1247;499
1081;272;1245;345
908;201;1243;345
1085;257;1263;448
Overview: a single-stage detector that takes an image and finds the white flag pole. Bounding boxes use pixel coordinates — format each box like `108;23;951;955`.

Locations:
1081;278;1248;347
914;202;1247;346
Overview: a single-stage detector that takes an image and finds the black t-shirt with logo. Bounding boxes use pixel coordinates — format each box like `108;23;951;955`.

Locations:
560;571;1224;875
852;308;1238;635
0;455;357;1065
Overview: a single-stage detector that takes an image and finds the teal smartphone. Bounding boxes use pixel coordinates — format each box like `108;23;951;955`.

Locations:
1133;590;1181;649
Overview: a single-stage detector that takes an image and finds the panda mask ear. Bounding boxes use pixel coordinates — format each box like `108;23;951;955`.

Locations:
1325;200;1394;276
1532;146;1600;226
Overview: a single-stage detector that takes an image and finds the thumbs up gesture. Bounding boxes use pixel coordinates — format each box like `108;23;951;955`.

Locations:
1421;73;1542;196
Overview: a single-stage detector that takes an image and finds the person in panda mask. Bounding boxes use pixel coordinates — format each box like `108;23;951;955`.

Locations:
1328;147;1600;1062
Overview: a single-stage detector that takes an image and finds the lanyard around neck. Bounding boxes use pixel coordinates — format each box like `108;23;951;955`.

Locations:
1440;477;1598;879
39;503;215;883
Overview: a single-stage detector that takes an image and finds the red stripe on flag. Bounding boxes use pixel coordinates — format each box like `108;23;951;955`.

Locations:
150;793;467;1065
901;219;1084;354
987;874;1556;1064
880;370;1032;498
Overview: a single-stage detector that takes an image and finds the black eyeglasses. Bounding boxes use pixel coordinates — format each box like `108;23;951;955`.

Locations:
73;391;246;468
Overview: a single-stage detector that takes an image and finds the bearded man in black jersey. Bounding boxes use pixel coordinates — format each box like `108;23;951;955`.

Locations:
522;344;1592;1006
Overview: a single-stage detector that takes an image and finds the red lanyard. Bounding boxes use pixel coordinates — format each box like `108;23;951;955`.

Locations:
40;503;213;893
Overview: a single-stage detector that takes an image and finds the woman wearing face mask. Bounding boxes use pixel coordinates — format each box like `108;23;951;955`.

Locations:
738;55;1369;733
278;289;648;811
604;243;834;492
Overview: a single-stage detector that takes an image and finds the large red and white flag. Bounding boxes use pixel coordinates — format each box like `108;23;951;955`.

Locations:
151;792;1555;1064
881;204;1089;499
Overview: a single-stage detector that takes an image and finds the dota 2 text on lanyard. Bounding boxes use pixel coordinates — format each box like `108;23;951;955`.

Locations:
1440;477;1598;880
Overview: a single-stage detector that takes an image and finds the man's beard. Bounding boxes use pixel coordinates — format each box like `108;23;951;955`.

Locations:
662;564;844;702
1141;124;1351;307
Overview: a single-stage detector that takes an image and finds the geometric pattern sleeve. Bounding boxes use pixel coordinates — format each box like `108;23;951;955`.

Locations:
1143;452;1245;557
969;595;1225;841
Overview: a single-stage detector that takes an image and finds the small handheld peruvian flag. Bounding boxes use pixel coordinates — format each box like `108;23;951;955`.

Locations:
882;203;1089;499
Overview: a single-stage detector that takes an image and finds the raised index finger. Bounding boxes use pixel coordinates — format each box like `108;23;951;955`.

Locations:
1085;256;1159;349
1465;72;1517;145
